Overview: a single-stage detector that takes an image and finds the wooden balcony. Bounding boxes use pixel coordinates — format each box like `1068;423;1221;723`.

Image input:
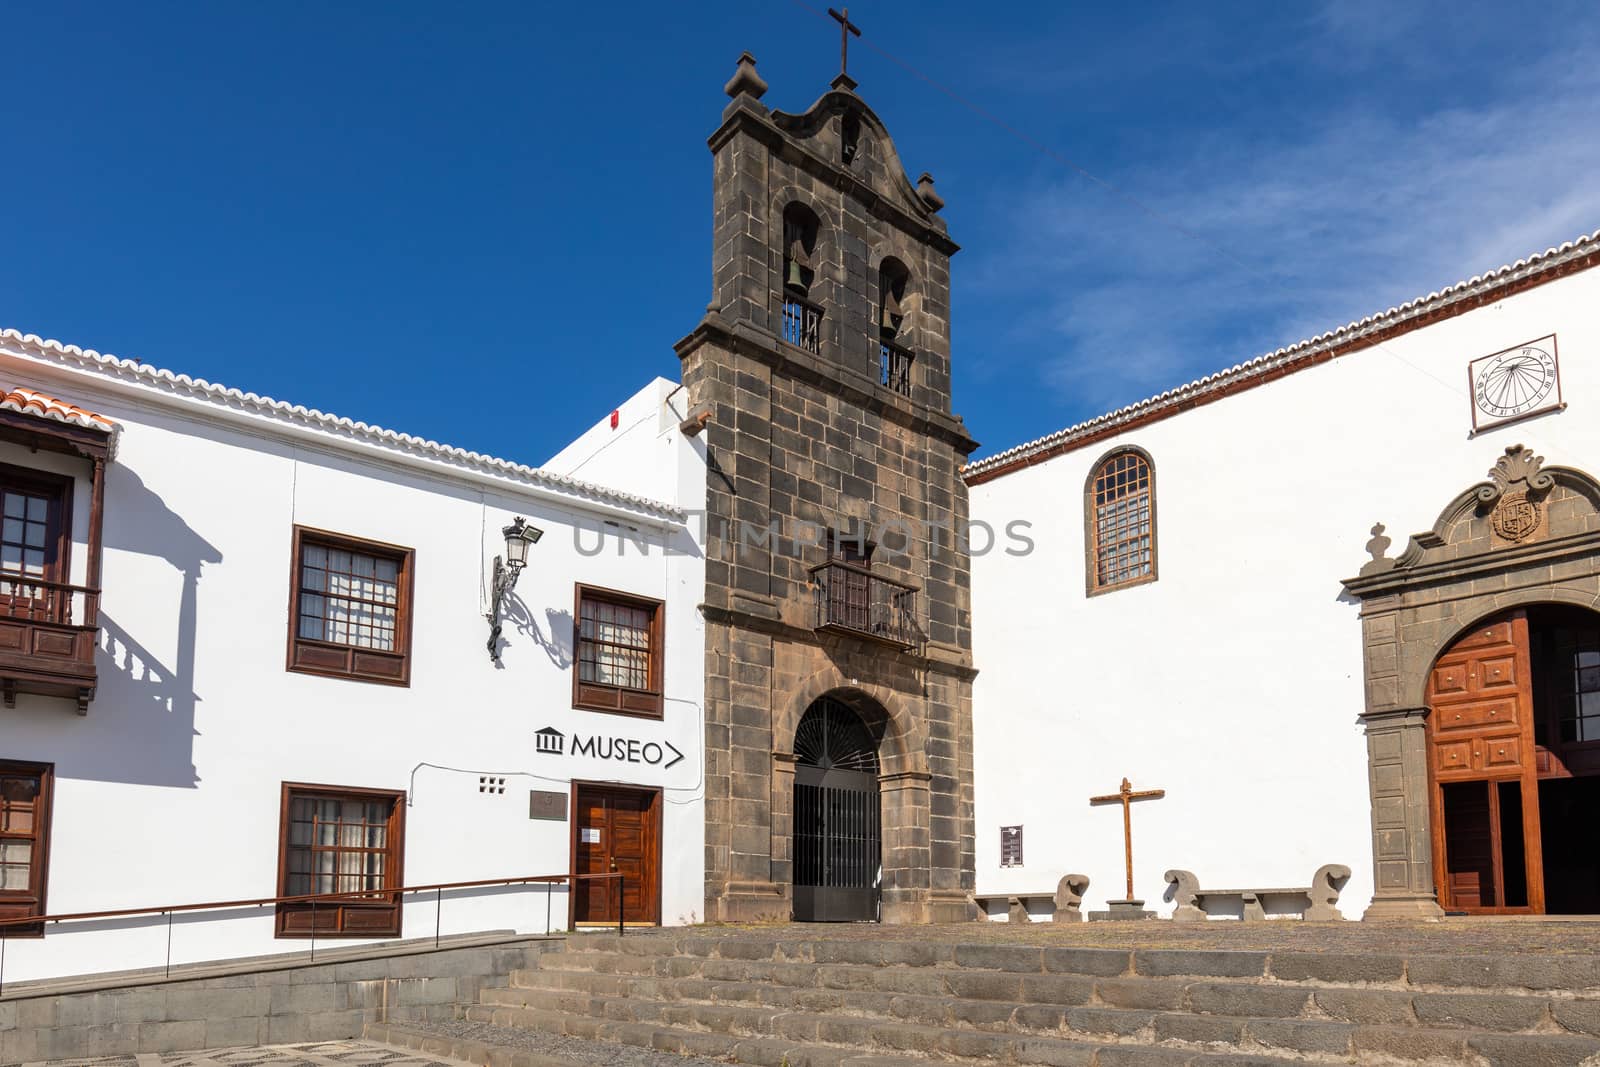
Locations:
0;576;99;712
810;560;919;649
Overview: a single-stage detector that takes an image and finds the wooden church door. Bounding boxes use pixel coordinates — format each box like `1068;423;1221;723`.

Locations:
1426;612;1545;913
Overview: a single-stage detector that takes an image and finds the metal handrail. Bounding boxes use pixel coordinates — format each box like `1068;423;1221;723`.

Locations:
0;870;617;927
0;871;626;992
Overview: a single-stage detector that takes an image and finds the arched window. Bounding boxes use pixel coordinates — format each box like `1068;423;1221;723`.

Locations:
840;112;862;165
877;257;912;395
1086;448;1156;594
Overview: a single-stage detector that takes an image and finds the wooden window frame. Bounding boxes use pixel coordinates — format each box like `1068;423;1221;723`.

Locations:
0;463;74;585
1083;446;1158;597
285;526;415;687
274;781;406;939
572;584;665;719
0;759;53;937
826;529;875;567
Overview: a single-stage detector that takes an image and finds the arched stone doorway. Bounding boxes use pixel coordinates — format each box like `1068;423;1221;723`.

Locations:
792;695;883;922
1344;446;1600;919
1427;605;1600;914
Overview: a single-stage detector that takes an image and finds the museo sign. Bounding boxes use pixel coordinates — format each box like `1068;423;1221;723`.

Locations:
535;726;685;770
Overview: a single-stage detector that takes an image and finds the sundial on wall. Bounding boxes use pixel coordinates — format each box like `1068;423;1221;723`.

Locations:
1468;334;1563;432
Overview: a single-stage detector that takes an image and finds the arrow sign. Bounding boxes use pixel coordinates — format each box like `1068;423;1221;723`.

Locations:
537;727;687;771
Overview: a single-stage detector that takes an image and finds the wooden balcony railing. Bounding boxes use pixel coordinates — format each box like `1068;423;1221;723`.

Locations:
810;560;919;649
782;293;824;354
879;340;914;396
0;574;101;711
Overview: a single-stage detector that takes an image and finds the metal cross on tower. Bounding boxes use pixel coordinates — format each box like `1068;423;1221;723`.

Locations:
827;7;862;79
1089;776;1166;902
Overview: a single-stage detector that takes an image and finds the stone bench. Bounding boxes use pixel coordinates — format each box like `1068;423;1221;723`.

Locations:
1164;864;1351;921
975;873;1090;923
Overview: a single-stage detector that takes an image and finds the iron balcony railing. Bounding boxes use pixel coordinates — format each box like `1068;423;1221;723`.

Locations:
810;560;919;648
782;293;824;354
879;340;914;396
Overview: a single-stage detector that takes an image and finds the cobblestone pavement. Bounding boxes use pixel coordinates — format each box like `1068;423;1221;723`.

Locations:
8;1040;468;1067
388;1019;732;1067
613;918;1600;955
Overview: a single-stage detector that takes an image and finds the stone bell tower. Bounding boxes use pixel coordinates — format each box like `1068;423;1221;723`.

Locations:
674;49;978;924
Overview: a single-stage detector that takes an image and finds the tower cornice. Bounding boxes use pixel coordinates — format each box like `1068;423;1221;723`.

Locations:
674;311;979;456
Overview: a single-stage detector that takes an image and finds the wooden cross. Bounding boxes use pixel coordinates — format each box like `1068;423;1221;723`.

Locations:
1089;777;1166;901
828;7;862;78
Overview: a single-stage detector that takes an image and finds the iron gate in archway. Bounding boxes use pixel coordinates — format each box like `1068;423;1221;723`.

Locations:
792;697;882;922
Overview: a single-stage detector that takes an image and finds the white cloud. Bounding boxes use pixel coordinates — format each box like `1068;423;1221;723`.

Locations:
968;27;1600;417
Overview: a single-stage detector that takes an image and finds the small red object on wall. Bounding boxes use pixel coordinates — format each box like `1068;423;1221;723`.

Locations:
609;410;620;429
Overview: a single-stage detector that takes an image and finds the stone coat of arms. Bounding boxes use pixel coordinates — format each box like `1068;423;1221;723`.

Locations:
1479;445;1553;545
1490;491;1541;543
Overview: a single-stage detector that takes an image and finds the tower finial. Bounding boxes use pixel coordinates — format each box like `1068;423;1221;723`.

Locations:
724;51;768;101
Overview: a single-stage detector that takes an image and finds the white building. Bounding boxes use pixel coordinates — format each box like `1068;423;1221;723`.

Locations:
970;230;1600;921
0;331;706;983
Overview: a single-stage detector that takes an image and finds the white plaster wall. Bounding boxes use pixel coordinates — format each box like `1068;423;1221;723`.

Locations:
544;378;694;505
971;268;1600;919
0;365;706;983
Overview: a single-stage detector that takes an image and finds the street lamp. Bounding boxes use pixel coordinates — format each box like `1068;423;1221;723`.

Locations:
487;516;543;661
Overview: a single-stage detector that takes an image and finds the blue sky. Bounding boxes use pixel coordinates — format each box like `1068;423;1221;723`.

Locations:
4;1;1597;468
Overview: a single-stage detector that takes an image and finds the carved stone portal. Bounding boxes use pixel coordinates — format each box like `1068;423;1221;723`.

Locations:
1343;446;1600;920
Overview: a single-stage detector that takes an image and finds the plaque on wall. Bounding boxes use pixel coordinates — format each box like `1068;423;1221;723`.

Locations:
1000;825;1023;868
528;790;568;822
1468;335;1563;432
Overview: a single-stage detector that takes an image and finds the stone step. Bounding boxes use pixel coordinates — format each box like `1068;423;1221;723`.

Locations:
552;936;1600;994
458;1000;1317;1067
492;973;1600;1037
468;984;1600;1065
366;1021;608;1067
532;950;668;975
513;958;1600;1036
544;940;1600;1004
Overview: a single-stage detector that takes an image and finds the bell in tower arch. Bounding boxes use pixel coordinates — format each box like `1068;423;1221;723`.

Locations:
879;258;910;337
782;203;820;296
785;242;813;293
880;286;904;334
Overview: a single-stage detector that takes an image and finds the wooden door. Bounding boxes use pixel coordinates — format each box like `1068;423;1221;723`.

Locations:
0;761;52;936
572;784;659;926
1427;612;1544;913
